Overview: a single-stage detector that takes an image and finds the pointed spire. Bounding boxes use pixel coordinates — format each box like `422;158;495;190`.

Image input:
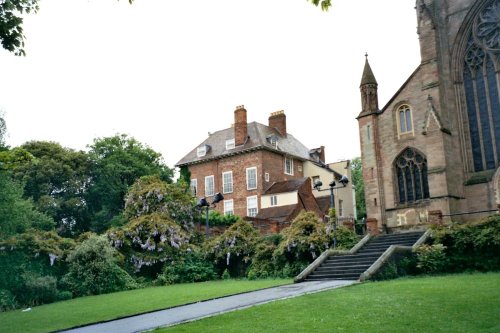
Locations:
360;53;377;86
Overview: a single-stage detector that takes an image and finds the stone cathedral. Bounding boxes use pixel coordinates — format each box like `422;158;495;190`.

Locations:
357;0;500;231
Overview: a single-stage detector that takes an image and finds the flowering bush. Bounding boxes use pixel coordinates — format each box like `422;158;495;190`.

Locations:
62;235;136;296
157;251;216;285
205;221;260;277
108;213;191;276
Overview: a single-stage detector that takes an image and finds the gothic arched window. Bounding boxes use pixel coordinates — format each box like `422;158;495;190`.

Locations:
463;0;500;172
398;105;413;134
395;148;430;204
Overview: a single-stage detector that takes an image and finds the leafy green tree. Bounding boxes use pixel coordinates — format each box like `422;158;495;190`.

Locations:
62;234;136;296
10;141;92;236
351;157;366;220
0;170;54;238
0;111;6;149
308;0;332;11
86;134;174;233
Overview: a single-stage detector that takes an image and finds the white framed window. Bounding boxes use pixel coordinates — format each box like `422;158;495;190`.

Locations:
265;172;270;182
246;167;257;190
247;196;258;217
284;157;294;175
224;199;234;215
398;105;413;134
222;171;233;194
205;175;214;196
270;195;278;207
225;139;235;150
197;145;207;157
190;179;197;196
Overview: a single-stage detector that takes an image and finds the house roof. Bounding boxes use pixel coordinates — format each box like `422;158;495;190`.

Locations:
264;178;308;195
254;204;297;223
316;195;332;214
175;121;312;167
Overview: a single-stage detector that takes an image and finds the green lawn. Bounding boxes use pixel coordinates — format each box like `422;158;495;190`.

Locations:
0;279;291;333
158;273;500;333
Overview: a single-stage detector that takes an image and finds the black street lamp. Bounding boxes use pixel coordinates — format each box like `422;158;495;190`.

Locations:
314;175;349;249
197;193;224;237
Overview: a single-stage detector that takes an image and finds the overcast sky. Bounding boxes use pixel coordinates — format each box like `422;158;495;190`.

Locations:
0;0;420;170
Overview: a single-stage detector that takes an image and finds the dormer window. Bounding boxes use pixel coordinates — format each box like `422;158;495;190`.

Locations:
197;145;210;157
225;139;235;150
266;135;279;148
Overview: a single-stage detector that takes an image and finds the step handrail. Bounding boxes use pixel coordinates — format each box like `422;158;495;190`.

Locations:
359;229;432;281
294;233;371;283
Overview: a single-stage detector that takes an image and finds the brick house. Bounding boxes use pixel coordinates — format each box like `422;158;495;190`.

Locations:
357;0;500;232
175;106;354;223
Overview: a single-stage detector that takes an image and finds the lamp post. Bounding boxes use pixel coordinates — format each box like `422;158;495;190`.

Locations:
314;175;349;249
197;193;224;237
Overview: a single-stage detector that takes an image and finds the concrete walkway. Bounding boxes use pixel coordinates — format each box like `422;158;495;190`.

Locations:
59;280;356;333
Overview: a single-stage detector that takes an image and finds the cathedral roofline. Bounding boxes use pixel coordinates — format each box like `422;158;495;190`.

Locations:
381;65;421;112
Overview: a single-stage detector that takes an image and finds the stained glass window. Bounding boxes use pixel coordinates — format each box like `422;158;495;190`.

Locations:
395;148;430;204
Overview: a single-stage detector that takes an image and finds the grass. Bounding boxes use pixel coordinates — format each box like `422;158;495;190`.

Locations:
0;279;291;333
158;272;500;333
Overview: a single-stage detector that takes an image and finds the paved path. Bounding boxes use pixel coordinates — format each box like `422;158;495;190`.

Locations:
59;280;356;333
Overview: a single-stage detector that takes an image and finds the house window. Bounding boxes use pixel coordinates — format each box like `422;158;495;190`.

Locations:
224;199;234;215
190;179;197;196
225;139;235;150
398;105;413;134
395;148;430;204
270;195;278;206
284;157;294;175
338;199;343;217
205;175;214;196
246;167;257;190
197;145;210;157
222;171;233;194
247;196;258;217
265;172;270;182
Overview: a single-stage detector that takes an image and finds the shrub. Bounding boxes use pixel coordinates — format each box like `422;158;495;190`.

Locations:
0;289;17;312
63;235;136;296
21;274;58;306
416;244;447;274
431;214;500;272
247;234;283;278
273;211;330;272
222;268;230;280
157;251;216;285
205;221;260;277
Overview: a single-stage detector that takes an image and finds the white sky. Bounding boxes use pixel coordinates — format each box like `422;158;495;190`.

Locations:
0;0;420;170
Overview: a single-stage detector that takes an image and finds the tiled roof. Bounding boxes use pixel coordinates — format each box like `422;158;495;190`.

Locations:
254;204;297;223
316;195;332;214
175;122;311;167
264;178;308;195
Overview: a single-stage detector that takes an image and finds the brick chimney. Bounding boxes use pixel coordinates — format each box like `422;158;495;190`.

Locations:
269;110;286;137
234;105;247;146
319;146;325;163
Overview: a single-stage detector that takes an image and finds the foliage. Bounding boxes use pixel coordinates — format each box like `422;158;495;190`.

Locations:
178;165;191;186
0;170;55;238
0;229;74;309
10;141;92;236
62;235;136;297
247;234;283;278
86;134;173;233
351;157;366;220
108;213;191;276
124;175;195;230
274;211;330;265
0;289;17;311
430;214;500;272
221;268;230;280
205;221;260;277
0;0;39;56
157;251;216;285
416;244;447;274
201;210;240;227
308;0;332;11
0;110;6;149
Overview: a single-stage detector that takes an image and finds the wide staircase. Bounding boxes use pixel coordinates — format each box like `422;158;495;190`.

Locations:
305;232;424;281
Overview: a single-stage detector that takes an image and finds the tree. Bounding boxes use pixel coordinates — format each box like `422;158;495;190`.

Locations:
0;170;55;238
0;110;6;149
351;157;366;220
308;0;332;11
86;134;173;233
10;141;92;236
